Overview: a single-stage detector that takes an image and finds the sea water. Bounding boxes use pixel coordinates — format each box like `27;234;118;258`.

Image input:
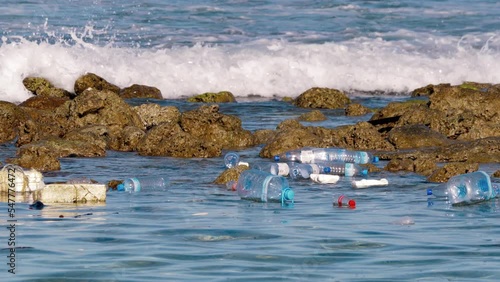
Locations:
1;1;500;281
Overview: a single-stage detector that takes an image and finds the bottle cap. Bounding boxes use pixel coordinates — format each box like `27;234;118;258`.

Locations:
348;199;356;208
274;155;280;162
117;184;124;191
426;188;433;196
373;156;379;163
323;167;331;173
282;188;295;205
361;169;368;176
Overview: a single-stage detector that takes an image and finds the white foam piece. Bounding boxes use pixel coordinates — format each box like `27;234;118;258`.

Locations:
310;174;340;184
352;178;389;189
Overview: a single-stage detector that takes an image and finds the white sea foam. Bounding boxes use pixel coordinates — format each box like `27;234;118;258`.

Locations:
1;32;499;103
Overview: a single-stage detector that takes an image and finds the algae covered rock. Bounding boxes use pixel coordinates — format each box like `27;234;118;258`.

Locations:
120;84;163;99
0;101;27;143
213;165;250;185
293;87;351;109
345;103;371;116
187;91;236;103
297;110;327;121
427;162;479;183
22;77;73;98
387;124;452;149
74;73;120;96
19;95;69;110
133;103;181;130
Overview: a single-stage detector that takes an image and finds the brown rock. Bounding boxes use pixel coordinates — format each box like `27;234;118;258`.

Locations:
187;91;236;103
253;129;275;145
493;170;500;178
411;83;450;97
133;103;180;130
120;84;163;99
19;96;69;110
387;124;452;149
345;103;371;116
22;77;73;98
74;73;120;96
64;125;109;151
293;87;351;109
213;165;250;185
384;159;414;173
108;126;146;152
0;101;26;143
180;104;254;149
297;110;327;121
16;106;68;147
427;162;479;183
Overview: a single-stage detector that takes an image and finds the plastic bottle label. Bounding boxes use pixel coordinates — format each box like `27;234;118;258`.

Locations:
300;150;315;163
276;163;290;176
261;175;273;202
344;163;354;177
310;164;321;174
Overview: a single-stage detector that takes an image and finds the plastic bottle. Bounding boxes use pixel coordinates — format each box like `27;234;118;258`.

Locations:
426;171;499;205
289;163;322;179
252;162;290;176
332;194;356;208
317;162;368;177
117;176;168;193
273;147;378;164
224;152;241;168
235;169;294;205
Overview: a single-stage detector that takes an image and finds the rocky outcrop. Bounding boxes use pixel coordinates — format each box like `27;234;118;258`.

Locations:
22;77;73;98
187;91;236;103
74;73;120;96
297;110;327;121
0;101;26;143
293;87;351;109
345;103;371;116
120;84;163;99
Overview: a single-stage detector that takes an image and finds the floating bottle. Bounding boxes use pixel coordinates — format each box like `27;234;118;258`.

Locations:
317;162;368;177
332;194;356;208
251;162;290;176
224;152;240;168
426;171;499;205
235;169;294;205
289;163;322;179
273;147;378;164
117;176;168;193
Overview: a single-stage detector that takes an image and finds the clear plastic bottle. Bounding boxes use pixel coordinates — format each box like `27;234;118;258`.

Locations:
235;169;294;205
252;162;290;176
317;162;368;177
117;176;168;193
426;171;498;205
289;163;322;180
332;194;356;208
224;152;240;168
273;147;378;164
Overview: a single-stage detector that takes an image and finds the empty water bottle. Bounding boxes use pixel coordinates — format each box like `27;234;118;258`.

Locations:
224;152;240;168
332;194;356;208
252;162;290;176
235;169;294;205
289;163;322;179
117;176;168;192
317;162;368;177
273;147;378;164
426;171;499;205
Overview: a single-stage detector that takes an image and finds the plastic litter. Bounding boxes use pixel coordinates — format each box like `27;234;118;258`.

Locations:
310;174;340;184
352;178;389;188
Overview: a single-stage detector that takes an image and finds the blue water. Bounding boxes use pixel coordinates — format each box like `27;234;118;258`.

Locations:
1;1;500;281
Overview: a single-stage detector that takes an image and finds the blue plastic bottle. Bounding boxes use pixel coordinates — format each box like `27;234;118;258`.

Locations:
427;171;498;205
236;169;294;205
117;176;168;193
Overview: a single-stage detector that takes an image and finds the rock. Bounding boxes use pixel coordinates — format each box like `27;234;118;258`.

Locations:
137;121;222;158
22;77;73;98
67;88;144;131
108;126;145;152
187;91;236;103
0;101;26;143
16;107;68;147
120;84;163;99
297;110;327;121
213;165;250;185
369;100;429;130
384;159;414;173
74;73;120;96
376;137;500;164
133;103;181;130
180;104;254;149
427;162;479;183
259;120;323;159
64;125;109;151
383;158;436;176
253;129;275;145
293;87;351;109
411;83;450;97
345;103;371;116
493;170;500;178
387;124;452;149
7;137;106;171
19;95;69;110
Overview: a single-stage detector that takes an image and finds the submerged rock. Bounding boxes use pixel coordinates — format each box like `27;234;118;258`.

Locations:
297;110;327;121
427;162;479;183
187;91;236;103
293;87;351;109
120;84;163;99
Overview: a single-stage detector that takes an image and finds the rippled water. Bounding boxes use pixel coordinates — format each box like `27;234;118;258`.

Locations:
1;99;500;281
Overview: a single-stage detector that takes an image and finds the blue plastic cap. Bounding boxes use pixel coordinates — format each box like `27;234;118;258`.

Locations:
361;169;368;176
117;184;124;191
373;156;379;163
323;167;331;173
283;188;295;201
426;188;433;196
274;155;280;162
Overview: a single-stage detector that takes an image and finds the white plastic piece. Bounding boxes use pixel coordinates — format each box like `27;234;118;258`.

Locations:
238;161;249;167
25;169;45;191
352;178;389;188
310;174;340;184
